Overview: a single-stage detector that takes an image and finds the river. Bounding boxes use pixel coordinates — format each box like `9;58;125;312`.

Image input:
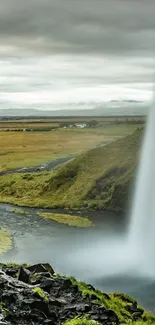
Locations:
0;203;155;313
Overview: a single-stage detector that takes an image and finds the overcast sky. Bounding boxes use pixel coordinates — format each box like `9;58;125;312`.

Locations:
0;0;155;110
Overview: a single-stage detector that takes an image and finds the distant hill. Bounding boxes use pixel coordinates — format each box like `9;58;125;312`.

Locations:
0;101;148;117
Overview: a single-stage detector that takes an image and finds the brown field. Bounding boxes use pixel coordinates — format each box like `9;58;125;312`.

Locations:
0;117;145;171
0;122;59;131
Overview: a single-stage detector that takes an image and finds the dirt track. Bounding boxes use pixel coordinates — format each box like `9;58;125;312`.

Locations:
0;154;77;176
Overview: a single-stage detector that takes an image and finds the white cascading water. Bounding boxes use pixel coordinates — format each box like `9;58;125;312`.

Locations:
66;106;155;280
128;104;155;277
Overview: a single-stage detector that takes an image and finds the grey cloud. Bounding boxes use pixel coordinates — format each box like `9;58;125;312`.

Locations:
0;0;154;108
0;0;155;56
0;54;153;95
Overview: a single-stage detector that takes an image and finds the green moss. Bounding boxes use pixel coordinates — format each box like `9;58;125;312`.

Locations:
33;287;49;302
0;263;30;269
113;292;137;304
121;320;155;325
0;229;12;254
0;303;8;318
69;278;134;323
66;277;155;324
37;212;94;228
64;319;154;325
142;310;155;323
0;303;5;312
63;317;101;325
11;208;29;215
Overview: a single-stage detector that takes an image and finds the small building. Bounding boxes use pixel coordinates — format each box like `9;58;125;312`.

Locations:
75;123;87;128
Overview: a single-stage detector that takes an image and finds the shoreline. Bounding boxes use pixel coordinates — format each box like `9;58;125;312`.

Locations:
0;200;124;219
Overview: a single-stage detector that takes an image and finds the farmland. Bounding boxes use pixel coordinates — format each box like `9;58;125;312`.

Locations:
0;116;145;171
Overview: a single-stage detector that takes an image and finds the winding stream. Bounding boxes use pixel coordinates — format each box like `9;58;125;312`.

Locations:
0;203;155;312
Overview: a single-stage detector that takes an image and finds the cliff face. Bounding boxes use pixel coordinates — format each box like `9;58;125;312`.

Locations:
0;262;154;325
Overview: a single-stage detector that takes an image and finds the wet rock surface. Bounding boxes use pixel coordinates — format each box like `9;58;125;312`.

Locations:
0;263;151;325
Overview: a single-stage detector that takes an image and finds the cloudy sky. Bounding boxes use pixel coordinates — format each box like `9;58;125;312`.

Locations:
0;0;155;110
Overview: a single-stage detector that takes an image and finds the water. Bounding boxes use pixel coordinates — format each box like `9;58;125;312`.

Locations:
1;116;155;310
128;105;155;277
1;203;155;311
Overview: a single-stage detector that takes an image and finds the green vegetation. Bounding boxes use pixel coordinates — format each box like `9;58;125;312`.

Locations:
37;212;94;228
63;317;100;325
69;277;155;324
0;262;154;325
0;120;143;171
0;229;12;254
63;318;154;325
33;287;49;302
0;128;143;211
0;263;30;269
122;321;154;325
0;303;8;318
11;208;29;215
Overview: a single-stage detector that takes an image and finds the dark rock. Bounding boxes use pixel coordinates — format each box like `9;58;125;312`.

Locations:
132;311;144;321
103;293;111;300
76;303;91;312
42;320;56;325
30;274;42;286
126;303;144;315
25;309;47;321
5;268;18;277
0;263;147;325
18;267;30;284
49;297;68;307
98;305;106;313
87;284;96;291
0;277;7;289
30;272;52;286
1;291;17;304
27;263;54;275
31;300;50;315
90;293;99;300
64;303;91;313
72;284;79;293
60;278;72;290
103;309;119;324
90;314;99;321
40;278;55;293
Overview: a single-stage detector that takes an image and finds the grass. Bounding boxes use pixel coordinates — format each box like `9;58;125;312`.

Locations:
0;128;144;211
63;318;100;325
37;212;94;228
0;229;12;254
11;208;29;215
33;287;49;302
63;319;154;325
0;123;143;171
69;277;155;324
0;262;30;268
70;278;131;322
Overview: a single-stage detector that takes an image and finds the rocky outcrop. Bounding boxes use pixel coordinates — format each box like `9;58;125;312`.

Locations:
0;263;154;325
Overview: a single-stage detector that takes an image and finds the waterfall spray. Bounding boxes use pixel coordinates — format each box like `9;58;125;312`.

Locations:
128;105;155;276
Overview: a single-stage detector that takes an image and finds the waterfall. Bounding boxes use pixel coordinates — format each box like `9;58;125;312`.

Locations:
128;105;155;277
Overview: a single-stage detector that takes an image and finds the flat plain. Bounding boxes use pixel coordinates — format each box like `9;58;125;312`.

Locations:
0;116;145;171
